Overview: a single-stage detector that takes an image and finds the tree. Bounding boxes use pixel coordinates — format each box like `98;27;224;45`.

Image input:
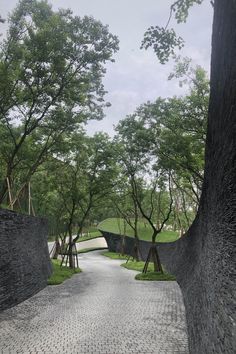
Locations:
123;62;208;227
114;115;155;261
115;114;174;271
114;62;208;253
0;0;119;205
141;0;206;64
48;132;118;268
112;177;141;259
132;174;173;273
141;1;236;352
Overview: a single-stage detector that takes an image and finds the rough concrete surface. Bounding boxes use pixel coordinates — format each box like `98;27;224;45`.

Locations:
0;209;51;312
102;226;236;354
0;250;188;354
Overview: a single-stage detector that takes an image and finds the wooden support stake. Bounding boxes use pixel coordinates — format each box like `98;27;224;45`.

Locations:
28;182;31;215
6;177;13;210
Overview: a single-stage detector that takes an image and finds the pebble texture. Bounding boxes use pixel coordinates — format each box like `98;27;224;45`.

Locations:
0;250;189;354
0;209;52;311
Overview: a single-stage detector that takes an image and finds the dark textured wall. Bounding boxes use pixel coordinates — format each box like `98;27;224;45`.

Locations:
101;228;236;354
0;209;52;311
102;3;236;353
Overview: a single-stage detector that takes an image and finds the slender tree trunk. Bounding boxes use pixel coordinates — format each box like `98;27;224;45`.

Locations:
133;201;141;261
120;234;126;256
133;219;141;261
143;232;163;273
133;237;140;262
52;236;61;260
68;225;74;269
121;220;126;255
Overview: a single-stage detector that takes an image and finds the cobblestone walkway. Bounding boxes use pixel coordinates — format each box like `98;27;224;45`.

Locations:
0;251;189;354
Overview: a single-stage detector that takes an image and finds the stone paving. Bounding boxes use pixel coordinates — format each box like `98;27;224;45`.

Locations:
0;251;189;354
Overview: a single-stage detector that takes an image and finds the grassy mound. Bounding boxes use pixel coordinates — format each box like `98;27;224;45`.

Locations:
98;218;178;242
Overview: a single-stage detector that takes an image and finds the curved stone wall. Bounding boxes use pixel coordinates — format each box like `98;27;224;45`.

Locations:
100;225;235;354
0;209;52;311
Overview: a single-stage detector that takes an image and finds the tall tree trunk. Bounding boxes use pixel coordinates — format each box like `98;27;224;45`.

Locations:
160;2;236;352
52;236;61;260
133;235;141;262
133;201;141;261
68;225;74;269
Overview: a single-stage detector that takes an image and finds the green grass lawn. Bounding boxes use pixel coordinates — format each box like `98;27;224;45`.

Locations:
98;218;179;242
121;260;154;272
47;259;81;285
47;234;58;242
103;251;176;281
102;251;129;260
76;231;103;243
78;247;107;254
48;230;102;243
121;260;176;281
135;272;176;281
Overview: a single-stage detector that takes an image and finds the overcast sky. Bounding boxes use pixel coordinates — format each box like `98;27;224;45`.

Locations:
1;0;213;136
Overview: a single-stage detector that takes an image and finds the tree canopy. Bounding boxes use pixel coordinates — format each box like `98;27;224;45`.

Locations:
0;0;211;270
0;0;119;204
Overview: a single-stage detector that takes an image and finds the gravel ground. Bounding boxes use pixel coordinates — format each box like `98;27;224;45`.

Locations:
0;250;189;354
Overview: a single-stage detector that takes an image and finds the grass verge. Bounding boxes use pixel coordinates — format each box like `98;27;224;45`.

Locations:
121;260;154;272
102;251;176;281
47;259;81;285
76;231;102;242
102;251;129;260
135;272;176;281
121;260;176;281
78;247;107;254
